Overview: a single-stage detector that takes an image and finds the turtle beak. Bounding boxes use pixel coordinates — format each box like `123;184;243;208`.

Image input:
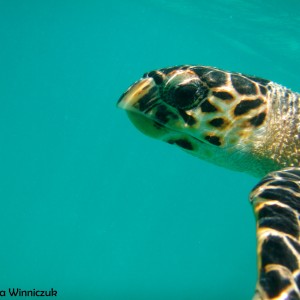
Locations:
117;77;168;139
117;77;157;112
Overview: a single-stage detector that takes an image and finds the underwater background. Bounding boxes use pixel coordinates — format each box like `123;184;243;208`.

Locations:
1;0;300;299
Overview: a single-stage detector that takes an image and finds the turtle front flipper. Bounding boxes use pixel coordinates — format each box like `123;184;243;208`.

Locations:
250;168;300;300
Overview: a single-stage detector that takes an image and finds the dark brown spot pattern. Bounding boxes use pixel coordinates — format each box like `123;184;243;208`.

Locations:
212;91;234;100
168;139;194;150
231;74;257;95
234;99;264;116
249;112;266;127
203;71;227;88
205;135;221;146
200;100;218;113
259;85;267;95
209;118;224;127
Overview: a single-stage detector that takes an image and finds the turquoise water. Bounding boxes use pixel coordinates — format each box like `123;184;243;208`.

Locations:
1;1;300;299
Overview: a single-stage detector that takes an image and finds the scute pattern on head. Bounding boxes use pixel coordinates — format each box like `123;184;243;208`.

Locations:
121;65;295;176
118;65;281;177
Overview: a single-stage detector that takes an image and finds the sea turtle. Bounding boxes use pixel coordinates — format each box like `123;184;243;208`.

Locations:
117;65;300;300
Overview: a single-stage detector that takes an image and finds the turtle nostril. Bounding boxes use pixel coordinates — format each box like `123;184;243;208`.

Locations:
145;71;164;85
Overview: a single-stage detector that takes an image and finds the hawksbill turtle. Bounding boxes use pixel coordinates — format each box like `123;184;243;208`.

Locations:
117;65;300;300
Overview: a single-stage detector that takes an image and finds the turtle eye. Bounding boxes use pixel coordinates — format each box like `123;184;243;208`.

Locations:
162;71;209;110
166;83;204;110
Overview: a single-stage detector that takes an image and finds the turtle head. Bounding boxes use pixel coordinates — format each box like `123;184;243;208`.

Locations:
118;65;278;177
